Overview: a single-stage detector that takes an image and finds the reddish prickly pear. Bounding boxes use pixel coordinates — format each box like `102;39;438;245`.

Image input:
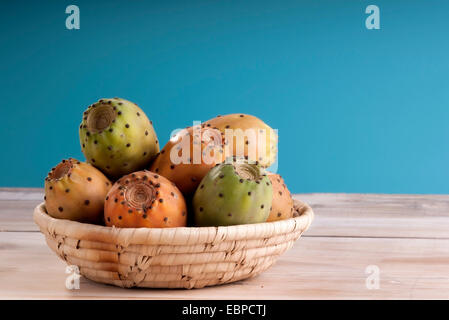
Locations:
104;170;187;228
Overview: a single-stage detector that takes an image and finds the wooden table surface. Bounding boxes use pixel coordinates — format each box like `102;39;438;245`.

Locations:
1;188;449;300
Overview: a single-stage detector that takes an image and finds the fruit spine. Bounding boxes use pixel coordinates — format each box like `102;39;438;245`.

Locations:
193;162;273;226
44;158;111;224
79;98;159;180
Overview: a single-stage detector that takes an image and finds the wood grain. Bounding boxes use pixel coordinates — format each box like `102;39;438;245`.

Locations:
295;193;449;239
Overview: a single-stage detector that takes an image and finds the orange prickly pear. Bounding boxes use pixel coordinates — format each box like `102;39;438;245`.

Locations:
104;170;187;228
202;114;277;168
44;158;111;224
150;125;225;195
266;173;294;222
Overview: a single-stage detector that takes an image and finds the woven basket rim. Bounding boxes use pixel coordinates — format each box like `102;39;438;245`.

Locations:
33;199;313;245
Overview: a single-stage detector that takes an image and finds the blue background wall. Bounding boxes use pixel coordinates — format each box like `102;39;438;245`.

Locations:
1;0;448;193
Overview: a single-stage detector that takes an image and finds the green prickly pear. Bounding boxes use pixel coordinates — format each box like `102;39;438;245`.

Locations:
193;162;273;226
79;98;159;180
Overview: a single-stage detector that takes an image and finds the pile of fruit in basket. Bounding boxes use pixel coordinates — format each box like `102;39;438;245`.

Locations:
43;98;295;228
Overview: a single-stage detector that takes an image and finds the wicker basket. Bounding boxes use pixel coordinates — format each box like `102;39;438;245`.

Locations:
33;199;313;289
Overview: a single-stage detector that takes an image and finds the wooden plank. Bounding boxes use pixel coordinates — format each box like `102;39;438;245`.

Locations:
2;190;449;238
1;232;449;299
295;193;449;238
0;188;44;201
0;200;43;232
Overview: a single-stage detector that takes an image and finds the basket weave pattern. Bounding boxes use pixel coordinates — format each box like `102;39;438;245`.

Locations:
33;199;313;289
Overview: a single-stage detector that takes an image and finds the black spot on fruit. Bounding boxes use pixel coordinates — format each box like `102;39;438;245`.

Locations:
58;207;63;212
84;200;90;205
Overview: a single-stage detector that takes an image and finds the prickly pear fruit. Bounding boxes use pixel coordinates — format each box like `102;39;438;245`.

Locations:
266;173;293;222
150;125;225;195
44;158;111;224
79;98;159;180
202;114;277;168
193;162;273;226
104;170;187;228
